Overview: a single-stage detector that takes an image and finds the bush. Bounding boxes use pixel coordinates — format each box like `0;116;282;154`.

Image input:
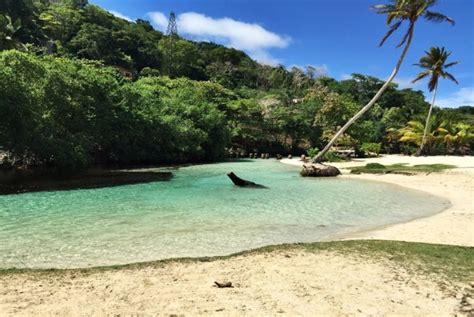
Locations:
324;151;346;162
139;67;160;78
360;143;381;156
306;147;319;158
0;51;233;168
365;163;386;169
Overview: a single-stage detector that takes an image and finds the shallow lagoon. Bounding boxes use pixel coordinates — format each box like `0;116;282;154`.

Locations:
0;160;448;268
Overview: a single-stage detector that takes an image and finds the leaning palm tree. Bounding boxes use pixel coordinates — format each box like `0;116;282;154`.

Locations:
412;47;459;155
312;0;454;163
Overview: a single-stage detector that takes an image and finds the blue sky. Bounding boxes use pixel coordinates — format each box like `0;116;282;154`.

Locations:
91;0;473;107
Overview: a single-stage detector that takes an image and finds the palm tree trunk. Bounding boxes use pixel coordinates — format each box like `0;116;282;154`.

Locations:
416;81;438;156
313;25;415;163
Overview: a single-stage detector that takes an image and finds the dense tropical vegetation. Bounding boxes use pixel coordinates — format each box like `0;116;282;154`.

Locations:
0;0;472;169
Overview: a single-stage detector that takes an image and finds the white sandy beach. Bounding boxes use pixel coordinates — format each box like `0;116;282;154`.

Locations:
1;155;473;316
1;249;469;316
281;155;474;247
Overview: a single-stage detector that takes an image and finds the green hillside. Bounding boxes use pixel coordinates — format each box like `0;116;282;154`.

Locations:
0;0;472;168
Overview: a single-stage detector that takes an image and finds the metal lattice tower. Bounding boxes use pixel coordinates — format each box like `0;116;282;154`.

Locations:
166;12;178;37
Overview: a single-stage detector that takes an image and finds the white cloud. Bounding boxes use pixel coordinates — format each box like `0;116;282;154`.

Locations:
251;50;283;66
109;10;133;22
307;64;329;77
147;12;168;30
147;11;290;65
290;64;330;77
394;76;422;89
340;73;352;80
436;87;474;108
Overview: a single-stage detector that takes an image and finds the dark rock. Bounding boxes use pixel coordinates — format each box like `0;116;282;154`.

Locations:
300;163;341;177
227;172;266;188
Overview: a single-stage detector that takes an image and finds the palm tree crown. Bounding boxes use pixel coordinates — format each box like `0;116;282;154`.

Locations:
412;46;459;91
372;0;454;47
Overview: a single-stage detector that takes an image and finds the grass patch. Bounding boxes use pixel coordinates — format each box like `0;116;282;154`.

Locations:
1;240;472;285
350;163;455;175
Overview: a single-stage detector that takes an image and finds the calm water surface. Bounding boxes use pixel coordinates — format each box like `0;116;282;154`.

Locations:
0;160;448;268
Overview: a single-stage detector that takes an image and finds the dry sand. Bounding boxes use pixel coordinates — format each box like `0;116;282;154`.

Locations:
0;251;470;316
1;155;473;316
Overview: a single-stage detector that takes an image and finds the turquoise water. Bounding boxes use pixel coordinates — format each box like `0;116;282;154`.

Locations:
0;160;448;269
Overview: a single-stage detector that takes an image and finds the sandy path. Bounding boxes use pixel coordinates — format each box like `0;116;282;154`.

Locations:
0;251;467;316
282;155;474;247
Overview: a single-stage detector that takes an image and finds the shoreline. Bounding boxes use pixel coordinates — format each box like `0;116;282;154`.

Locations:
1;155;473;316
280;155;474;247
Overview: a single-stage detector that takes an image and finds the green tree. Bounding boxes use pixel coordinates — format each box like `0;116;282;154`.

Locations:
63;0;88;10
159;37;204;79
39;3;83;43
0;50;46;165
411;46;459;155
313;0;454;162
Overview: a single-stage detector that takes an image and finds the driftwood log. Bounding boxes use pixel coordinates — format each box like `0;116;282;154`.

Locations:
300;163;341;177
227;172;266;188
214;281;233;288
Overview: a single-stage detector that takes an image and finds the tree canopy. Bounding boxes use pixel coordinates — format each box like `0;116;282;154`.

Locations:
0;0;471;168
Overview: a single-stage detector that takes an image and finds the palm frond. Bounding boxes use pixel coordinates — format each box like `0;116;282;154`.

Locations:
443;72;459;84
379;21;402;46
436;127;449;134
428;74;438;92
396;23;414;47
424;11;455;25
444;61;460;68
411;70;430;83
370;4;396;14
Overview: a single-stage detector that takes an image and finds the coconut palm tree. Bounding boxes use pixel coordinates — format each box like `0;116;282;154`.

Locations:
411;46;459;155
442;122;473;154
398;120;426;148
398;115;447;154
312;0;454;163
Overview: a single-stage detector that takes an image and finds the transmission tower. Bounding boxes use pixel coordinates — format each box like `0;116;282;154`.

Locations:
166;12;178;37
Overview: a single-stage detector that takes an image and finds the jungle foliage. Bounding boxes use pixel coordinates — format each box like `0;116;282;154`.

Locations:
0;0;472;168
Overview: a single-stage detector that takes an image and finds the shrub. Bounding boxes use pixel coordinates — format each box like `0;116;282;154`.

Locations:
139;67;161;78
365;163;386;169
324;151;346;162
360;143;381;156
306;147;320;158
